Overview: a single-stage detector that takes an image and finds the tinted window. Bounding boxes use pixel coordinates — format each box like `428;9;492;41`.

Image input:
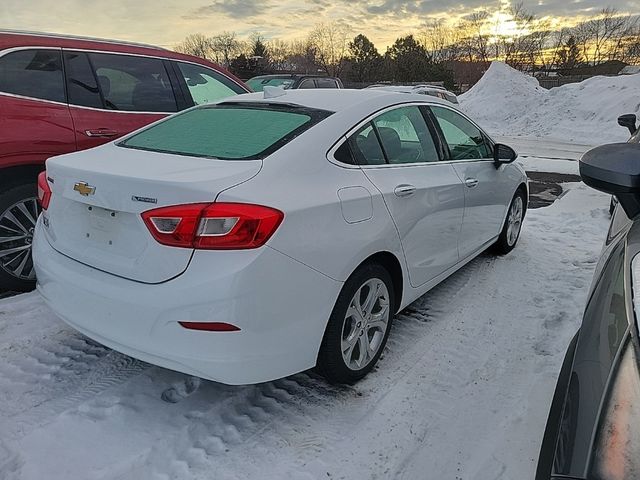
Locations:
334;141;356;165
432;106;492;160
89;53;177;112
316;78;338;88
347;123;385;165
373;106;439;164
120;104;331;160
176;62;243;105
0;49;65;102
64;51;102;108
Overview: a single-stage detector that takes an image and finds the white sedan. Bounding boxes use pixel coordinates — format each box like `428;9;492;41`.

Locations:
33;89;528;385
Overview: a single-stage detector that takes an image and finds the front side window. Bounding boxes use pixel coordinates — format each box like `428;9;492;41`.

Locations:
176;62;243;105
0;49;65;103
431;106;492;160
120;103;331;160
372;106;439;164
89;53;177;112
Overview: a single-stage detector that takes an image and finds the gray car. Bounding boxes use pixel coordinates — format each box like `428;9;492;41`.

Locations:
536;141;640;479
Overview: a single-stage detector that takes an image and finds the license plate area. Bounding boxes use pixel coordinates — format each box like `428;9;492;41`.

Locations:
85;205;122;245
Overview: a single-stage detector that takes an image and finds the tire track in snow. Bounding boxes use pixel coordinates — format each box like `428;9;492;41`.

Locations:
0;327;149;441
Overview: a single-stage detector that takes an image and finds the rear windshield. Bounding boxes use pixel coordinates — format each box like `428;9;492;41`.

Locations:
246;77;295;92
119;103;331;160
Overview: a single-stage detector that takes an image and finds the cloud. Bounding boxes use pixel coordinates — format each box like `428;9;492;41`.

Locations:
187;0;270;19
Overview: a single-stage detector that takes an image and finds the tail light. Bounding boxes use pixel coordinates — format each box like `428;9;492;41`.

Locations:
141;202;284;250
37;171;52;210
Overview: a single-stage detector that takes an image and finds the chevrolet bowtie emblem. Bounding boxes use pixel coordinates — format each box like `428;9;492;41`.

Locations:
73;182;96;196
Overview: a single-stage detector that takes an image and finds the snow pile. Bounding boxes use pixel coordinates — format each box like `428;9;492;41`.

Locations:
460;61;640;144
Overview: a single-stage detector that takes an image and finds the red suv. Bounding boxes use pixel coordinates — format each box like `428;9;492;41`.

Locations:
0;30;249;290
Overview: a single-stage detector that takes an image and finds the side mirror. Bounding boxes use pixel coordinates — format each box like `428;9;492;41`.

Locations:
580;143;640;219
493;143;518;166
618;114;637;135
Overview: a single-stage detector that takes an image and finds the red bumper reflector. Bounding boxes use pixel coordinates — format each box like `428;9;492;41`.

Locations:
178;321;241;332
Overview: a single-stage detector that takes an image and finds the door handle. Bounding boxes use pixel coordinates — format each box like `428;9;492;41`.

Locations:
465;178;479;188
85;129;118;138
394;184;416;197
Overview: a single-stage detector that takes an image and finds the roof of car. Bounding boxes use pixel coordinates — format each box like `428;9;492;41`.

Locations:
0;30;249;90
249;74;338;80
222;88;452;113
0;29;167;50
370;85;453;94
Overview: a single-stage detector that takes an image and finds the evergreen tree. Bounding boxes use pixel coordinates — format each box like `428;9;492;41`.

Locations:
348;34;382;83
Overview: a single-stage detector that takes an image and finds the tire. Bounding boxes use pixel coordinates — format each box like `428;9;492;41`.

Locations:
0;181;40;291
316;263;395;384
492;189;526;255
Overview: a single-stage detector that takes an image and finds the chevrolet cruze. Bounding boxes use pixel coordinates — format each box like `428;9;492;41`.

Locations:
33;89;528;385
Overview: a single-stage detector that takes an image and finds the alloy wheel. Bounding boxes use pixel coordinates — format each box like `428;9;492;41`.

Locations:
0;197;39;281
506;196;523;247
341;278;390;371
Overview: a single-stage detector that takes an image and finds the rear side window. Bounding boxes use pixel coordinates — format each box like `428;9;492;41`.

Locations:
119;104;332;159
88;53;177;112
176;62;244;105
0;49;65;103
64;51;102;108
348;123;386;165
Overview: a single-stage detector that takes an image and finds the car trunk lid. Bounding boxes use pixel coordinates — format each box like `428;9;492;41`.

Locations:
42;145;261;283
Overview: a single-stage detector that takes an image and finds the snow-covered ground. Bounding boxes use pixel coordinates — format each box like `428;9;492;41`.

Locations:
460;61;639;145
1;65;625;478
0;145;610;479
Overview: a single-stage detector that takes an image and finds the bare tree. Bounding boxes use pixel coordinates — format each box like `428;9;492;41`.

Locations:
573;8;637;65
457;12;492;63
308;22;351;77
420;20;463;63
267;39;292;71
288;39;320;73
174;33;213;60
211;32;243;68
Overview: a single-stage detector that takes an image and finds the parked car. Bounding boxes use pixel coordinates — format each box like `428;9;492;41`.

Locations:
0;30;249;291
536;142;640;480
367;84;459;104
246;74;343;92
33;89;527;385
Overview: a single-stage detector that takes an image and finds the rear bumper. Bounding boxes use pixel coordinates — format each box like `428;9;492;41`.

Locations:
33;217;342;384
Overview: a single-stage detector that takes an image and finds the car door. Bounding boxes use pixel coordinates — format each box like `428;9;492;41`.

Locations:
0;48;75;163
352;105;465;288
430;105;512;258
63;50;176;151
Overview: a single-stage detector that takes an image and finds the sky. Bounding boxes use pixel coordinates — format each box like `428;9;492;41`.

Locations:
2;0;640;50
